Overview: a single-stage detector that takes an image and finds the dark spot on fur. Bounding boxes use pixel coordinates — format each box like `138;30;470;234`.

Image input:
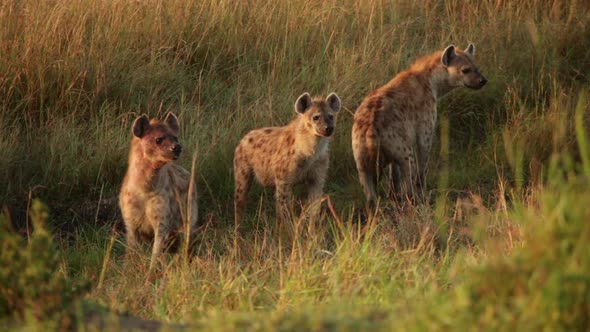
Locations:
297;159;306;168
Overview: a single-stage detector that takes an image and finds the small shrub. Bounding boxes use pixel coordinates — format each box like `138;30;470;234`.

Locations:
0;199;90;324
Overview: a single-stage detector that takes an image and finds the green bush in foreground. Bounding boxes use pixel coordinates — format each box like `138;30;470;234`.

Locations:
0;199;89;327
453;185;590;330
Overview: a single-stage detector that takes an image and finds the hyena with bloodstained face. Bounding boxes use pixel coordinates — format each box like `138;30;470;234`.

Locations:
119;113;198;270
352;44;487;206
233;93;342;226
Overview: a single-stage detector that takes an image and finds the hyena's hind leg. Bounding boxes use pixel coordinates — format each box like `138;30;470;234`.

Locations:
233;164;253;230
353;142;379;208
388;163;402;202
396;153;421;204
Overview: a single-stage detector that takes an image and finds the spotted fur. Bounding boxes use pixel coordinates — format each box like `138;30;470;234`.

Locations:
352;44;487;205
119;113;198;269
234;92;342;225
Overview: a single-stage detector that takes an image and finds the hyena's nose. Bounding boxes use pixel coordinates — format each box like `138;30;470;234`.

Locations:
325;126;334;136
171;144;182;155
479;76;488;87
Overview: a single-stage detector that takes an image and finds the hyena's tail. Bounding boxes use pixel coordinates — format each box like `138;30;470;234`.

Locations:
352;122;378;207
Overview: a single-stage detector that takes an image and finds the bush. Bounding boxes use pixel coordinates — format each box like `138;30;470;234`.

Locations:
0;199;89;324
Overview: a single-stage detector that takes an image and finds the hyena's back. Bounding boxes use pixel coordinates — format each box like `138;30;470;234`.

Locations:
235;126;285;187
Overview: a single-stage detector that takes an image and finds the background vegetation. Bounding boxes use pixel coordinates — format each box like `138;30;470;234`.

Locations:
0;0;588;330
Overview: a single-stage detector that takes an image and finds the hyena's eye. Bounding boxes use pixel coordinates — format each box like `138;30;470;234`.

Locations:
312;115;320;121
461;67;472;74
155;137;164;145
327;114;334;121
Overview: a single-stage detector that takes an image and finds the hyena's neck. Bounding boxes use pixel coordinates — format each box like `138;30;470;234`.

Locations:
406;52;457;100
429;66;457;99
126;140;164;192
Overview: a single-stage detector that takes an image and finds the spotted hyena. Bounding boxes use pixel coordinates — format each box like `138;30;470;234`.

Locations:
233;92;342;226
119;112;198;269
352;44;487;206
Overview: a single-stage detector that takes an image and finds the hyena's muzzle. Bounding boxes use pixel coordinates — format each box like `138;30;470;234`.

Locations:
465;70;488;90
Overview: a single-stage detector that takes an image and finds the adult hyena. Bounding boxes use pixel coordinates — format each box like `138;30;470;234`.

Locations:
119;112;198;269
233;92;342;226
352;44;487;206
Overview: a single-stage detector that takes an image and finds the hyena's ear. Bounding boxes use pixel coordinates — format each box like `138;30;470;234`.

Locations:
326;92;341;113
164;112;180;135
132;114;151;138
441;45;456;67
294;93;312;114
465;43;475;57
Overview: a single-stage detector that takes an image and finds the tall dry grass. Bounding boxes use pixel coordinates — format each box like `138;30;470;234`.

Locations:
1;0;587;206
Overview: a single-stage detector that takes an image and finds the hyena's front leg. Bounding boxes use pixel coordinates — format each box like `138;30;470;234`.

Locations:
305;159;328;221
186;187;200;253
146;197;170;271
149;225;163;271
123;220;140;251
120;195;142;253
416;127;433;200
275;180;294;227
150;222;179;271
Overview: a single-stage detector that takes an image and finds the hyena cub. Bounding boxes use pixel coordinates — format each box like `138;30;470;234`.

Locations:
119;112;198;269
352;44;487;206
233;92;342;226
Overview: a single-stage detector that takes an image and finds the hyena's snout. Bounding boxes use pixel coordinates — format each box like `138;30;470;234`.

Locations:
324;124;334;136
321;116;335;137
476;74;488;89
171;143;182;159
468;71;488;90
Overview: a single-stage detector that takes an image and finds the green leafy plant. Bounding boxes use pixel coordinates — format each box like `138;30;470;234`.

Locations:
0;199;89;324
